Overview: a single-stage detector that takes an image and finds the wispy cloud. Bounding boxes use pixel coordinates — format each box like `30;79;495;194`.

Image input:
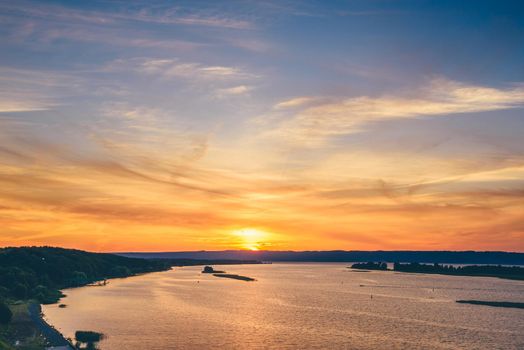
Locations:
0;67;83;112
142;59;253;80
0;1;253;30
274;96;317;109
215;85;253;97
269;78;524;145
107;57;257;81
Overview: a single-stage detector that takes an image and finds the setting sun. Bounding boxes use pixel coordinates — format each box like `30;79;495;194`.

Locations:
232;228;268;251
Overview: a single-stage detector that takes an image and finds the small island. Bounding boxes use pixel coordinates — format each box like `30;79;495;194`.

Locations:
75;330;104;349
212;274;256;282
350;262;388;270
201;266;225;274
201;266;255;281
456;300;524;309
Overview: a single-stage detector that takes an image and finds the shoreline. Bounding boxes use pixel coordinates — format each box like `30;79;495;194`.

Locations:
33;270;172;349
28;302;74;349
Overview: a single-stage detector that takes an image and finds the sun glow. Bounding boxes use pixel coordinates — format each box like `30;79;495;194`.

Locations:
232;228;267;251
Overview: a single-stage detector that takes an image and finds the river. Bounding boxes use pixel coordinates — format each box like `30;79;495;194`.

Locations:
43;263;524;349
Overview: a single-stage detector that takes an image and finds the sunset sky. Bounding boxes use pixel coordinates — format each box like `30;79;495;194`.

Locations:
1;0;523;252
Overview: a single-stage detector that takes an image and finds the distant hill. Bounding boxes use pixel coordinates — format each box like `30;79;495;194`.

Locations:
0;246;170;304
118;250;524;265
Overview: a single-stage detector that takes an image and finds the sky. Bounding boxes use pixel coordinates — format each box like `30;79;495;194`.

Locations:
0;0;524;252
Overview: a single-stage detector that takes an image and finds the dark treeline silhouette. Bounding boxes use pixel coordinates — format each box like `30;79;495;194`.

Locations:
201;266;225;273
168;259;260;266
0;246;170;304
212;273;256;282
0;300;12;324
75;330;104;349
350;262;388;270
456;300;524;309
119;250;524;265
393;262;524;280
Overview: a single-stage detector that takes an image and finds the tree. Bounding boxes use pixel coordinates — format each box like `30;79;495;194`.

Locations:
0;300;12;324
202;266;214;273
75;331;103;349
12;283;27;299
70;271;88;286
109;266;131;278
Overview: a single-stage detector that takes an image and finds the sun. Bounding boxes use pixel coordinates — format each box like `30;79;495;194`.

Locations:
232;228;267;251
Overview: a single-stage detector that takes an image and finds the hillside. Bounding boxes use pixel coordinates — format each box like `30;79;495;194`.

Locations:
0;246;170;304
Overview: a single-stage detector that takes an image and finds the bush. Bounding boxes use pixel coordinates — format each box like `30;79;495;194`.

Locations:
11;283;27;299
0;301;12;324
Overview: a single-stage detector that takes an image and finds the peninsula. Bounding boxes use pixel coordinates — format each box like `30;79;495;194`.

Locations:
349;262;524;280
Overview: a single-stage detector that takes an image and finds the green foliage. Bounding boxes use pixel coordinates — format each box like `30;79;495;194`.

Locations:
70;271;88;287
0;339;14;350
75;330;103;349
0;247;170;303
75;331;103;343
0;301;12;324
393;262;524;279
11;284;27;300
109;266;131;278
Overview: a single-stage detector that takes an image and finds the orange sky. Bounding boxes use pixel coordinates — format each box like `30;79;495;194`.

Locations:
1;1;524;252
1;124;523;252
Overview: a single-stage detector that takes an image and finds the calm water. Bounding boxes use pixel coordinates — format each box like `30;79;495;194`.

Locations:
43;264;524;349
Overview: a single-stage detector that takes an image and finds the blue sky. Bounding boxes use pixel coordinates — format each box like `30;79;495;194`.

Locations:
1;0;524;251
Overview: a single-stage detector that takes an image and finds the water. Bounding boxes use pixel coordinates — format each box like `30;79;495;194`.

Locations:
43;263;524;349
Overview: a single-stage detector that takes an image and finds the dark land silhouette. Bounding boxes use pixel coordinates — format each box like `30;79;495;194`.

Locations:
202;266;225;274
350;262;388;270
212;273;256;282
0;246;171;304
75;330;104;349
348;261;524;280
393;262;524;280
201;266;255;281
119;250;524;265
456;300;524;309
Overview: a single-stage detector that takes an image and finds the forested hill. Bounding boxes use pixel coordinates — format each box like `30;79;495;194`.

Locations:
0;246;170;304
120;250;524;265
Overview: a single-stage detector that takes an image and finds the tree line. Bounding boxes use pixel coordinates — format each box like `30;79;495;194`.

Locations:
0;246;170;305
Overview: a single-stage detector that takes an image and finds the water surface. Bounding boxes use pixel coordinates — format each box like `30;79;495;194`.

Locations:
43;263;524;349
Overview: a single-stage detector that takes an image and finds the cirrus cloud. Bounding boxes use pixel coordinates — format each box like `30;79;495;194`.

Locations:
269;78;524;145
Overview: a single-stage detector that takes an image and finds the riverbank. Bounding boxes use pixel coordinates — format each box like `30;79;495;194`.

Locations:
27;303;73;349
0;301;72;350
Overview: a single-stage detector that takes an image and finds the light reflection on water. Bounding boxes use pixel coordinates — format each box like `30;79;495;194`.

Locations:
43;263;524;349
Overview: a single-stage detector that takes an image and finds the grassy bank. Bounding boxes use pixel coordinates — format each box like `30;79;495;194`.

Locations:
0;301;46;350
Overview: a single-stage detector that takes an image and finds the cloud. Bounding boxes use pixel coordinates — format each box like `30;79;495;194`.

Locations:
274;96;317;109
0;67;83;112
0;95;54;113
215;85;253;97
269;78;524;145
39;27;201;51
137;59;254;79
107;58;257;82
0;1;253;30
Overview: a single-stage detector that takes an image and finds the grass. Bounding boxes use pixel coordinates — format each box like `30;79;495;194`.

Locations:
0;301;46;350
